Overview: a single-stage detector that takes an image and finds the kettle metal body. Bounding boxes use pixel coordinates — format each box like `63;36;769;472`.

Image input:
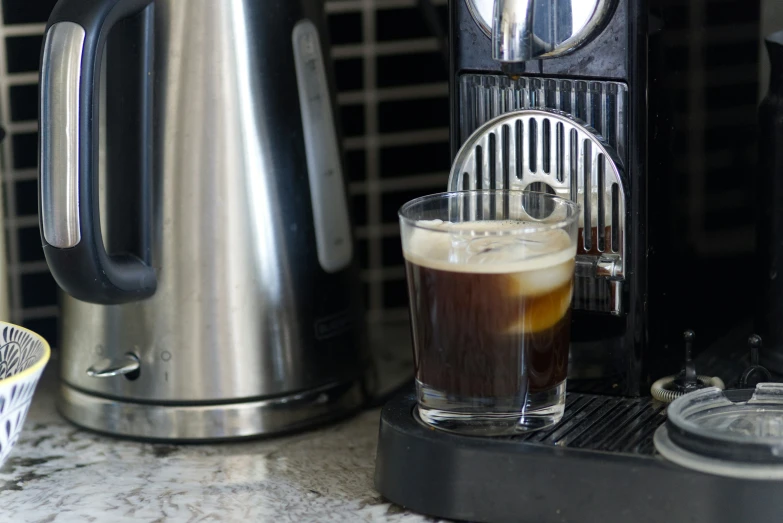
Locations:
39;0;368;440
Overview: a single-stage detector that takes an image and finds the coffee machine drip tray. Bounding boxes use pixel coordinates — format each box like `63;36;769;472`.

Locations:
374;390;783;523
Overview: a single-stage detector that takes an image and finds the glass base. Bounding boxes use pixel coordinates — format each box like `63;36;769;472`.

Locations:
416;381;566;436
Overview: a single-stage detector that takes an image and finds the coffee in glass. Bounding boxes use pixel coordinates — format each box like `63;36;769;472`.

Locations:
399;190;578;435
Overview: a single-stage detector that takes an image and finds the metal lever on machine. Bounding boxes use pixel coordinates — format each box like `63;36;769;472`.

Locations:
739;335;773;388
651;330;726;404
87;353;140;378
672;330;699;392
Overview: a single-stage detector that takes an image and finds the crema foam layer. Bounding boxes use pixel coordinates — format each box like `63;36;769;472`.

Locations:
404;219;575;289
402;220;577;332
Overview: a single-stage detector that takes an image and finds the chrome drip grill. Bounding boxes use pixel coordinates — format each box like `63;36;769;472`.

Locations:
448;109;627;314
458;75;628;167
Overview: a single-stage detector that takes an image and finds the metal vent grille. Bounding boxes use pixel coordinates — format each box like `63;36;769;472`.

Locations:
458;74;628;166
448;109;626;314
515;393;667;455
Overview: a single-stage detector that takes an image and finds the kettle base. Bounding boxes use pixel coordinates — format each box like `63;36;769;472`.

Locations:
57;380;366;442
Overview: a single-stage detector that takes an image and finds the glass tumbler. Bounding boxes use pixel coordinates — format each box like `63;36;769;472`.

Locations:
399;190;579;435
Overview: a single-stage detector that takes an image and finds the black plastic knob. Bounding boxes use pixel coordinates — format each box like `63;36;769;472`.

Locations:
673;329;701;392
739;335;772;388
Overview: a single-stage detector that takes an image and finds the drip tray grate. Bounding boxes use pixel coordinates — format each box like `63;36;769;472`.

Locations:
375;389;783;523
510;393;666;455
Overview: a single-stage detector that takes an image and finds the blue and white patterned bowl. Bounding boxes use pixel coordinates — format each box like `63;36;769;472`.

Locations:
0;322;50;467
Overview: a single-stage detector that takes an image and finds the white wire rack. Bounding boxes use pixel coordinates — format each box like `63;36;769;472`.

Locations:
0;21;47;327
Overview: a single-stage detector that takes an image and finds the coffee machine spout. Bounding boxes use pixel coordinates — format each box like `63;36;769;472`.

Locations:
491;0;615;64
492;0;536;63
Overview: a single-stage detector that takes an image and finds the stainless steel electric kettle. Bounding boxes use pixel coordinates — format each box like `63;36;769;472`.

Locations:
38;0;369;440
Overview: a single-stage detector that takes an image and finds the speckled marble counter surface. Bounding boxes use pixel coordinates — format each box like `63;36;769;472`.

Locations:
0;352;432;522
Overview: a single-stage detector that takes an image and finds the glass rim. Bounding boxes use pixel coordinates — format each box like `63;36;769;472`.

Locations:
398;190;580;234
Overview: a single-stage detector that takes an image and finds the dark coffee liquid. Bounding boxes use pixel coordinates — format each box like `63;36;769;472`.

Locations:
406;260;573;398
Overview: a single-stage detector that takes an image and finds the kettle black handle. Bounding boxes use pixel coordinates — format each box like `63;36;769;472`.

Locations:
39;0;156;304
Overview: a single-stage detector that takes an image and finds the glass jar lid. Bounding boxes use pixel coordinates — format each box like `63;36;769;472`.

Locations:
654;384;783;479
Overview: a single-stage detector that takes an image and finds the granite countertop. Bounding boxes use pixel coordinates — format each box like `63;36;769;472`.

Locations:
0;341;434;522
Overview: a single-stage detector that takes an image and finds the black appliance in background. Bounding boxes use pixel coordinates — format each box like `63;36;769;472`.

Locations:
757;30;783;374
446;0;757;396
374;1;779;522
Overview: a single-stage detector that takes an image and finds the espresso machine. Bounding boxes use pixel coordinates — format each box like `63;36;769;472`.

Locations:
446;0;680;397
38;0;371;440
375;1;783;521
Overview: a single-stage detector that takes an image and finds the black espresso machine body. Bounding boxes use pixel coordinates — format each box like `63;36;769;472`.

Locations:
449;0;699;396
375;2;772;521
